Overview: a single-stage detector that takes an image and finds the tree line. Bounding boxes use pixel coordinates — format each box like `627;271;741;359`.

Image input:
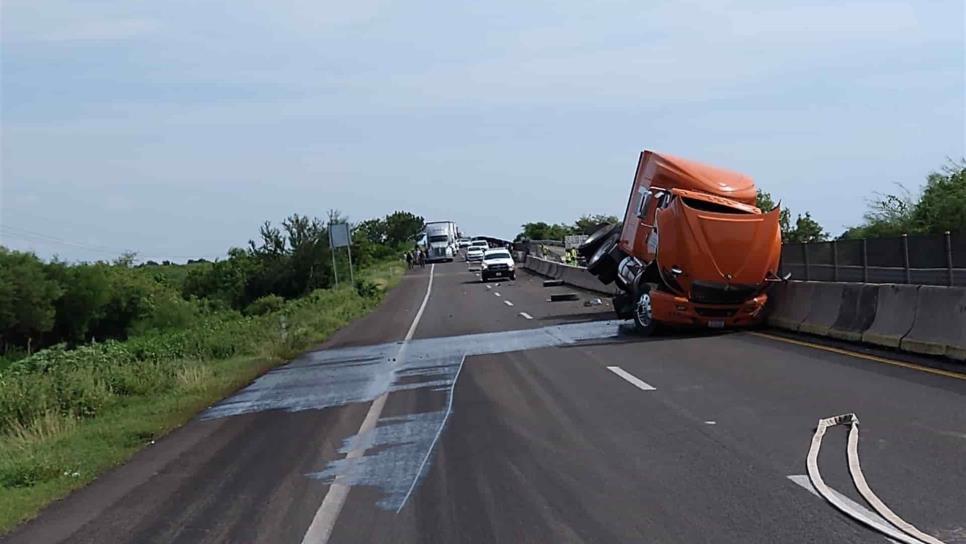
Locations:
519;160;965;244
0;210;425;358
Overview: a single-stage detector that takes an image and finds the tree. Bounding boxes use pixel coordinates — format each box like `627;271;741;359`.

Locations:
515;222;572;242
786;212;828;243
912;160;966;234
383;211;425;247
0;249;63;352
572;214;620;235
840;160;965;239
46;262;112;344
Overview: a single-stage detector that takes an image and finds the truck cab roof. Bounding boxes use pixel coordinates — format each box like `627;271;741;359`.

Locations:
637;151;758;206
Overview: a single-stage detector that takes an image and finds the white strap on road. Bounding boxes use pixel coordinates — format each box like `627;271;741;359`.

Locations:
806;414;946;544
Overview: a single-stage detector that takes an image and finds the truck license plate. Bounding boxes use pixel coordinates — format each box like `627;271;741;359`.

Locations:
708;320;725;329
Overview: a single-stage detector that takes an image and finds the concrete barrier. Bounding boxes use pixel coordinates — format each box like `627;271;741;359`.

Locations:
798;282;845;336
524;257;615;295
861;284;919;349
767;282;815;331
828;284;878;342
900;286;966;360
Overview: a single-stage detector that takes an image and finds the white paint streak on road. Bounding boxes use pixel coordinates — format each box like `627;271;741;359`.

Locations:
520;312;533;320
606;366;657;391
504;300;514;307
494;292;501;297
787;475;901;544
301;265;435;544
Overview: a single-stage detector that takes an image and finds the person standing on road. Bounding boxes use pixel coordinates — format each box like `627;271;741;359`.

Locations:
418;250;426;268
405;251;413;270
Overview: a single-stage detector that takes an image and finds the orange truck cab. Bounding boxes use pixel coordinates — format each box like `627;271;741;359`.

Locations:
580;150;785;334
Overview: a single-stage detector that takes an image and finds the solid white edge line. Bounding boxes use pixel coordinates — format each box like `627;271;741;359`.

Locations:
395;355;466;513
301;264;435;544
787;475;903;544
504;300;514;307
606;366;656;391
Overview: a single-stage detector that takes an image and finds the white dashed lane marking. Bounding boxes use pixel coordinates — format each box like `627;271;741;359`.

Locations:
494;292;501;297
606;366;657;391
504;300;514;307
520;312;533;320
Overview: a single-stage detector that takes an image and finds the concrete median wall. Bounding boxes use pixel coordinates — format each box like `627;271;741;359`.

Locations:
861;285;919;348
828;285;878;342
524;256;617;295
900;286;966;360
767;280;964;362
797;282;845;336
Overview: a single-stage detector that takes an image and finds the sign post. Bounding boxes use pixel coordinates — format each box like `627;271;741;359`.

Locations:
329;222;353;285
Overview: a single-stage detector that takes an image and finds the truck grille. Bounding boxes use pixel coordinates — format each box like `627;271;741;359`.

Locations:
694;307;737;318
488;264;509;271
689;281;758;305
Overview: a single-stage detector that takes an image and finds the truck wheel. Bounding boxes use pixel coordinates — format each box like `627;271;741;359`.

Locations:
632;287;657;336
577;223;622;259
587;235;619;284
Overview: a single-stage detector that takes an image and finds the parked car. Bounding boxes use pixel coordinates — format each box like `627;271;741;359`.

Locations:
481;249;515;281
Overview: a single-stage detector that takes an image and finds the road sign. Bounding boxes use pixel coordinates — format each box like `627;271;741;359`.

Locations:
329;223;351;248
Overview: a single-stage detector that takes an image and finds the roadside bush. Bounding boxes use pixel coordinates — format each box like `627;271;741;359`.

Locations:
354;279;380;299
243;295;285;316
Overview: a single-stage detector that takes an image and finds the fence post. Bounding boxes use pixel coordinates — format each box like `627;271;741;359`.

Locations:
946;231;954;287
862;239;868;283
803;242;810;281
902;234;911;284
832;240;838;282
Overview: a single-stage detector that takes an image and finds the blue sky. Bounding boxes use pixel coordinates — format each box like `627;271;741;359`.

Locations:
1;0;963;262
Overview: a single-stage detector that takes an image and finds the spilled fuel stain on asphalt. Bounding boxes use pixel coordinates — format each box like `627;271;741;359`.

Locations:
202;320;629;511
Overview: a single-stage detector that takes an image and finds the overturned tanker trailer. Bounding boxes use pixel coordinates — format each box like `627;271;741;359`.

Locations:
580;150;788;334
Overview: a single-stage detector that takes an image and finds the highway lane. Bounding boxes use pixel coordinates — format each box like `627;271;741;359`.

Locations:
5;261;965;543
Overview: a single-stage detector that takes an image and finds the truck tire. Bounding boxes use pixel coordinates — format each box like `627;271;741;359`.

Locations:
577;223;622;259
587;234;620;284
632;284;657;336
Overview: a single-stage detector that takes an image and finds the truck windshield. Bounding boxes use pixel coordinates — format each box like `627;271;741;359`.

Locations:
429;235;449;243
484;252;510;260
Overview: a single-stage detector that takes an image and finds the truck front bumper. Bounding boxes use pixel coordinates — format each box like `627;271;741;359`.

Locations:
649;291;768;329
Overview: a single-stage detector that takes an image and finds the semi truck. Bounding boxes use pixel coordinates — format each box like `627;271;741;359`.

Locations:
580;150;786;334
424;220;459;262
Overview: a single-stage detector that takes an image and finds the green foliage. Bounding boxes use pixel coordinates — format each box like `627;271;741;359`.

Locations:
0;210;419;356
243;295;285;316
786;212;829;243
353;279;380;299
912;161;966;234
383;211;425;246
0;250;63;352
516;221;574;242
841;160;966;239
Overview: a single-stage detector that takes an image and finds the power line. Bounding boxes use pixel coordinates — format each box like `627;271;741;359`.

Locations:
0;225;223;261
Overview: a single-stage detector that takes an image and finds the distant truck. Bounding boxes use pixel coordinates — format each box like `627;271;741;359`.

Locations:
424;221;459;262
580;150;786;334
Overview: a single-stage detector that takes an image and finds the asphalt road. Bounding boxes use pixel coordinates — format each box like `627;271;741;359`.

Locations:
6;261;966;544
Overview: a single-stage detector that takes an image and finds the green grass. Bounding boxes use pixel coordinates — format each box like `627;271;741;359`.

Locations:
0;261;404;533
